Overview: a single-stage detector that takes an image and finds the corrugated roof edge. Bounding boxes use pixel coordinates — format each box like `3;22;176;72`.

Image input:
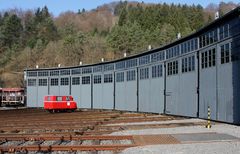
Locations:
1;88;24;92
25;6;240;71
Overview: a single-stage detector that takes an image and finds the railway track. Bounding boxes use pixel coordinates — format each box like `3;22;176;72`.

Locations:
0;135;135;152
0;108;204;153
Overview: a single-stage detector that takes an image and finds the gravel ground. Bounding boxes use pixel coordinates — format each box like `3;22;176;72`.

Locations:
65;140;82;145
105;118;205;126
2;116;240;154
40;141;58;146
99;139;132;145
109;118;240;154
121;142;240;154
60;140;71;145
0;107;27;110
0;141;24;146
119;140;132;145
81;140;94;145
20;141;39;146
100;140;113;145
27;150;116;154
111;123;240;138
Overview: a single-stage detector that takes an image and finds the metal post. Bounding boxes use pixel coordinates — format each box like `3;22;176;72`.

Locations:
206;106;211;129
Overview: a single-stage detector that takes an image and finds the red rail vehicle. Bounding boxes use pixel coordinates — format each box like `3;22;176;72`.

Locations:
44;95;77;113
1;88;25;106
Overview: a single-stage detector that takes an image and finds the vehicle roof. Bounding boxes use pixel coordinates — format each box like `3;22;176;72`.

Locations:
2;88;24;92
45;95;72;97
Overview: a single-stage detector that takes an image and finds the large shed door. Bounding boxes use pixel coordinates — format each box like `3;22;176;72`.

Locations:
37;78;48;107
138;65;165;114
142;63;165;113
217;40;233;122
178;54;198;117
102;73;114;109
80;75;92;108
59;77;70;95
27;78;38;107
115;69;138;111
138;66;151;112
71;76;81;108
165;59;180;115
125;69;138;111
49;77;60;95
115;71;125;110
199;46;217;120
92;74;103;109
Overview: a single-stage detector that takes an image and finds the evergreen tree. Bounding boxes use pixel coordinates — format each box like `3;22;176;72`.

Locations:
114;1;128;15
0;13;3;47
218;2;226;17
159;23;176;44
25;6;58;48
118;7;128;26
207;15;213;24
1;14;23;47
191;5;204;29
108;2;208;54
128;3;144;26
82;8;86;13
3;12;9;20
77;9;81;14
0;14;3;26
107;22;145;54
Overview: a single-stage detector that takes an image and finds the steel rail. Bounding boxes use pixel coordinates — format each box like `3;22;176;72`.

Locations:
95;122;206;129
0;144;136;152
0;135;134;141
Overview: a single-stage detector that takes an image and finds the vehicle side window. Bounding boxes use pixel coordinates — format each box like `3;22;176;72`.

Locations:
47;96;51;101
66;96;70;101
57;96;62;101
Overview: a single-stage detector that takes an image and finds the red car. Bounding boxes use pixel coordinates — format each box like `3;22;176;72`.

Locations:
44;95;77;113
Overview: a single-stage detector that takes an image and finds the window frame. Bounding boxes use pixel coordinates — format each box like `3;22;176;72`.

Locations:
50;78;58;86
140;67;149;80
93;75;102;84
220;42;231;64
126;70;136;81
104;74;113;83
60;77;69;86
38;78;48;86
152;65;163;78
116;72;124;82
72;77;80;85
28;79;37;86
82;76;91;85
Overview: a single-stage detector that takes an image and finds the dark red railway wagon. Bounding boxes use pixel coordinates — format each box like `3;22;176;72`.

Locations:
44;95;77;113
1;88;25;106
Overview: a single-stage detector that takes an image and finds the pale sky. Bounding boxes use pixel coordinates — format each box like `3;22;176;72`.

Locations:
0;0;239;16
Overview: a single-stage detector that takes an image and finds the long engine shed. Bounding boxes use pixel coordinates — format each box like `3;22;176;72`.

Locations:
25;7;240;124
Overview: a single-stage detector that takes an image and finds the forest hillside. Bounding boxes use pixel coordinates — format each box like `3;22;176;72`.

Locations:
0;1;238;87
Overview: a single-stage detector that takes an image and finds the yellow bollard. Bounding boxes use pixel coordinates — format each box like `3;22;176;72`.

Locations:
206;106;211;129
